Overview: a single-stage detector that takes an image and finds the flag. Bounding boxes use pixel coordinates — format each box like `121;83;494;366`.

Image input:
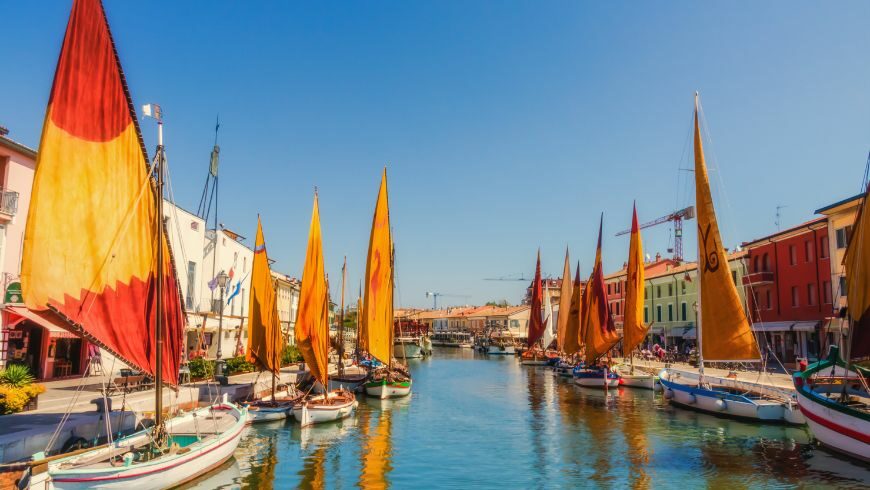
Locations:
21;0;184;385
363;169;394;364
246;217;281;373
226;273;248;305
295;194;329;387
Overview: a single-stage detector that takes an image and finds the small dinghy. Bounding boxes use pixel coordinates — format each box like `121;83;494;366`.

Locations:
292;388;359;428
574;366;620;388
365;367;412;399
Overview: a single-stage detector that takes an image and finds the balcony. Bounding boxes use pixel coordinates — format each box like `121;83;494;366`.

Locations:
0;189;18;221
743;271;774;286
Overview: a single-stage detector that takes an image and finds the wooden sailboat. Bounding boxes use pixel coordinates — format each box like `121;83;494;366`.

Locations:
551;251;576;378
659;94;797;422
328;258;369;392
363;170;413;399
574;215;621;388
23;1;246;487
522;251;549;365
292;193;358;427
614;204;661;391
245;217;300;423
793;174;870;459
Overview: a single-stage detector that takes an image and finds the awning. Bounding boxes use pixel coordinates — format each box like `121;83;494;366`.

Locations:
682;328;697;339
4;305;79;339
751;321;819;333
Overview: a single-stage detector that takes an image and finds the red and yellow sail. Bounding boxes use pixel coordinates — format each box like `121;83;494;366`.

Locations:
526;250;546;348
583;216;619;364
622;203;648;356
21;0;184;384
564;266;583;355
295;195;330;387
693;96;760;361
363;169;394;364
246;217;282;374
556;250;572;353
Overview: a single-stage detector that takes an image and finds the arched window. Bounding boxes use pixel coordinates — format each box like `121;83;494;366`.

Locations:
753;255;760;272
762;253;771;272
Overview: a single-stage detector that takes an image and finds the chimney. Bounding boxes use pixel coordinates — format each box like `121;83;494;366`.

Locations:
655;252;662;261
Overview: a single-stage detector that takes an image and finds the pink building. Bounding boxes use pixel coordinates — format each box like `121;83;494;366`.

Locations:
0;130;88;379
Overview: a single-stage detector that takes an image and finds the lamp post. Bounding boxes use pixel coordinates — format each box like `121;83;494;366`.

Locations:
215;270;229;377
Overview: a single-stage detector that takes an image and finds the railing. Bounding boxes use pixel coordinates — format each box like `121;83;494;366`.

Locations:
742;271;774;285
0;189;18;217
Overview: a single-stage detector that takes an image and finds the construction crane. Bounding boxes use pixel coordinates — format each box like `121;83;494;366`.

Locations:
425;291;471;309
615;206;695;262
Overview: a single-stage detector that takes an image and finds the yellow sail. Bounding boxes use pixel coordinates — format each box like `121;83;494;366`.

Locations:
693;95;760;361
622;203;648;356
246;217;282;374
843;185;870;359
363;169;394;364
556;250;573;353
564;266;583;355
295;194;330;387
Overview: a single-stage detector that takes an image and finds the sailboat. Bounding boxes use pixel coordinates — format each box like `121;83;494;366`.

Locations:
614;204;661;391
659;94;798;422
521;251;549;366
23;1;246;487
363;170;413;399
328;259;369;393
793;176;870;459
551;251;576;378
292;193;358;427
574;215;621;388
245;217;300;423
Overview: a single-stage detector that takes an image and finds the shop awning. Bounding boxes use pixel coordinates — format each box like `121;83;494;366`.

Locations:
751;321;819;333
4;305;79;339
682;328;697;339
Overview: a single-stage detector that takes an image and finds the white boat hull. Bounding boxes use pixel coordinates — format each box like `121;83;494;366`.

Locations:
486;345;516;355
393;342;423;359
35;398;247;490
660;370;787;422
365;379;412;399
291;392;358;428
246;405;290;424
619;373;662;391
574;376;619;388
521;359;548;366
797;390;869;461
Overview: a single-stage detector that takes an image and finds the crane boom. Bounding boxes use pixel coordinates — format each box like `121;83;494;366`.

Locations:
614;206;695;262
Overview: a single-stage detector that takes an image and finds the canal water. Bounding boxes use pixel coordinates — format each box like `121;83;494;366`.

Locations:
183;349;869;489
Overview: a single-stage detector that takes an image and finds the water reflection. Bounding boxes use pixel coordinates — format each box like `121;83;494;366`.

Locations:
619;388;651;490
359;402;393;489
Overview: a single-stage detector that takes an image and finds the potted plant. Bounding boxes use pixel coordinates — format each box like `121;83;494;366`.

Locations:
0;364;45;414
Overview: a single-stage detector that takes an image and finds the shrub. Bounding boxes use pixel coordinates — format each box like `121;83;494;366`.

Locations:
0;364;35;388
224;356;255;375
187;357;214;380
0;384;45;414
282;345;302;365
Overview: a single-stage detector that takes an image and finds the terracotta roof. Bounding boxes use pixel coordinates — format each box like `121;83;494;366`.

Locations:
741;217;827;248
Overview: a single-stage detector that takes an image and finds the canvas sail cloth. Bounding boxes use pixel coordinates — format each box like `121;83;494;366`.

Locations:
21;0;184;385
556;250;572;352
564;267;583;355
583;216;619;364
363;169;394;364
693;100;760;361
542;282;555;349
246;217;282;373
295;195;330;387
526;250;546;348
622;204;648;355
843;184;870;360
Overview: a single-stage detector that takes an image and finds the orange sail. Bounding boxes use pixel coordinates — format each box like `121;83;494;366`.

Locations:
363;169;394;364
693;96;760;361
246;217;282;374
21;0;184;384
556;250;573;352
527;250;546;347
622;203;648;356
564;266;583;355
842;183;870;359
295;194;330;387
583;216;620;364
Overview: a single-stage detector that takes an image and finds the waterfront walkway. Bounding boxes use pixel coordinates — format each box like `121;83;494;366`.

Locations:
622;358;797;391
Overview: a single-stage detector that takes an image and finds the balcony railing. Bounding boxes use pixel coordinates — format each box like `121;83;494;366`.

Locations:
0;189;18;218
742;271;775;286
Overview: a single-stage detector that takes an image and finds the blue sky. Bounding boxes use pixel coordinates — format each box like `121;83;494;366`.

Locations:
3;1;869;307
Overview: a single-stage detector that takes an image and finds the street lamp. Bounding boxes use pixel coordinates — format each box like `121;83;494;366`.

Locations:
214;270;229;378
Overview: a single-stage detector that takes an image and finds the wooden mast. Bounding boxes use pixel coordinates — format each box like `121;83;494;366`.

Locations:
339;256;347;376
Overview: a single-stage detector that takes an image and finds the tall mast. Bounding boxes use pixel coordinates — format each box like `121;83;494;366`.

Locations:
155;114;165;431
694;92;705;383
339;256;347;376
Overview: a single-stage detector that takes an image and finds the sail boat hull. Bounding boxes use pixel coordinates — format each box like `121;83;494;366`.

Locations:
291;390;358;427
660;369;791;422
619;373;662;391
365;378;412;399
34;400;247;490
393;340;423;359
573;370;620;388
793;347;870;462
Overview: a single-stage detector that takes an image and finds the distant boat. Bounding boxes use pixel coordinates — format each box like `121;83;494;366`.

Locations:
362;170;413;399
392;319;429;359
660;94;798;423
521;251;549;366
793;165;870;459
23;0;245;487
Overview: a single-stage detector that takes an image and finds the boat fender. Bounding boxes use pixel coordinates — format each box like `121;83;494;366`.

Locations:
664;389;674;400
715;399;727;411
123;452;135;467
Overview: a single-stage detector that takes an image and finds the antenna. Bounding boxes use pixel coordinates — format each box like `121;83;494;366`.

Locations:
775;205;788;231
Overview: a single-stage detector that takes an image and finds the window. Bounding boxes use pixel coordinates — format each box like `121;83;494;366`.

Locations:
644;306;649;323
763;254;771;272
731;270;738;285
807;283;817;306
668;284;673;296
820;236;829;258
656;305;662;322
789;245;797;266
836;226;852;249
823;281;832;303
805;240;813;262
616;302;621;315
766;290;772;310
667;304;674;321
681;302;687;321
753;255;760;272
186;261;196;310
839;276;848;296
607;284;612;294
681;281;686;295
791;286;799;307
190;221;199;231
657;286;661;298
